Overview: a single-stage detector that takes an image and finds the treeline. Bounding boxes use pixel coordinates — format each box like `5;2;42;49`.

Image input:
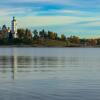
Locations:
0;28;100;47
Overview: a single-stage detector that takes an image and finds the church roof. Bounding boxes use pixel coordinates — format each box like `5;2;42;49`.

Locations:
13;17;16;21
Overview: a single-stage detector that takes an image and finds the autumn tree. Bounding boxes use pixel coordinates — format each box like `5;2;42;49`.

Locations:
25;28;32;39
17;28;25;39
68;36;80;44
61;34;66;41
48;31;57;40
88;39;97;46
17;28;32;40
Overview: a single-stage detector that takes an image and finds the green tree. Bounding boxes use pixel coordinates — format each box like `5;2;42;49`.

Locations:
33;29;39;39
96;39;100;45
39;29;47;39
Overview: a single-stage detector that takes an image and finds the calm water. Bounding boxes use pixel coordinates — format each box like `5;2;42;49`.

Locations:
0;47;100;100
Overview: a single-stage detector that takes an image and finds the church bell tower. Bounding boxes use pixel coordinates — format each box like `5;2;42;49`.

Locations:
11;17;17;38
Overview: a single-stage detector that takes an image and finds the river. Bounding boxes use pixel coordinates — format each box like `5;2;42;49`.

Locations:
0;47;100;100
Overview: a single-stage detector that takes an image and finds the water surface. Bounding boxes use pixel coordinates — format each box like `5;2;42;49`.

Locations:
0;47;100;100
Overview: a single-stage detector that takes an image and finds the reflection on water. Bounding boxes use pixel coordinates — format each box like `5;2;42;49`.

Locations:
0;48;100;81
0;48;68;80
0;48;100;100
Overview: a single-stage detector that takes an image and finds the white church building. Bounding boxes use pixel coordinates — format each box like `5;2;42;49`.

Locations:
11;17;17;38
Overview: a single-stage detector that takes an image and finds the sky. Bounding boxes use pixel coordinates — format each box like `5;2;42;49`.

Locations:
0;0;100;38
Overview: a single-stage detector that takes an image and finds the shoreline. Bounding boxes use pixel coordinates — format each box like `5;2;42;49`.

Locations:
0;45;100;48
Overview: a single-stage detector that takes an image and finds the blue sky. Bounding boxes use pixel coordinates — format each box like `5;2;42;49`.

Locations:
0;0;100;38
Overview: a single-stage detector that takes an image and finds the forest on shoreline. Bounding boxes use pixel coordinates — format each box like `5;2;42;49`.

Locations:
0;28;100;47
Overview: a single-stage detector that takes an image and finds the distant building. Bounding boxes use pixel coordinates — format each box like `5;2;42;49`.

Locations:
2;25;8;38
0;17;18;39
11;17;17;38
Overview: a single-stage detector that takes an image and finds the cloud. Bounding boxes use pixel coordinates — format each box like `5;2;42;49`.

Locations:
16;15;100;27
0;6;96;18
2;0;100;9
0;0;100;38
17;16;79;27
3;0;75;5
